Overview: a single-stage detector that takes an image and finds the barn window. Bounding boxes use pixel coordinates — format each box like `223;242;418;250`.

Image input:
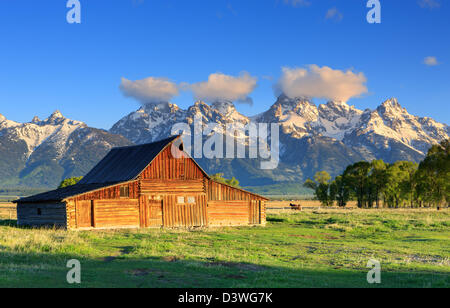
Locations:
37;208;42;216
187;196;196;204
177;196;185;204
120;186;129;198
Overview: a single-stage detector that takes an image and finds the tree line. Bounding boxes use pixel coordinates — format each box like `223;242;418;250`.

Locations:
304;139;449;208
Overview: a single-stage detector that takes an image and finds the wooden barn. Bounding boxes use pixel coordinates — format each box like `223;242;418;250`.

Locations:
14;136;268;230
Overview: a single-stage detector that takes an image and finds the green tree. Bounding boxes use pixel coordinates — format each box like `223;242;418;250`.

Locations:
330;175;350;207
383;162;417;208
417;139;449;207
304;171;334;206
343;162;371;208
397;161;419;208
58;176;83;189
210;173;241;188
368;160;387;208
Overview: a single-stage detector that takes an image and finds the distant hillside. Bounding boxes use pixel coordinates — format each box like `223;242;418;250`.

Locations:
0;111;132;188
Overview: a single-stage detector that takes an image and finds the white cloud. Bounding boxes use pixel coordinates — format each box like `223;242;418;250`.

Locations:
325;7;343;22
418;0;440;9
190;72;257;104
119;77;179;105
424;56;439;66
275;65;368;102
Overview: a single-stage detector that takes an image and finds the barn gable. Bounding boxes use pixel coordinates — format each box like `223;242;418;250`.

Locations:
79;135;181;185
139;143;207;180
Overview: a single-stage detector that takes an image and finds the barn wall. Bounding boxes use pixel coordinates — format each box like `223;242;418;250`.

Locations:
72;181;139;201
140;179;205;194
206;181;267;227
140;146;205;180
66;199;139;229
162;194;208;228
17;202;67;228
66;201;76;229
260;201;267;226
207;180;265;201
93;199;140;228
208;201;250;227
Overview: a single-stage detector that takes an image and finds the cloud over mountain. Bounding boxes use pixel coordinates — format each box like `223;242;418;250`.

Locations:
189;72;257;104
120;77;179;105
274;65;368;102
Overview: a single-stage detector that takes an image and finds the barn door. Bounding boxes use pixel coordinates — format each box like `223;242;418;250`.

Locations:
77;200;94;228
249;200;261;225
140;196;163;228
147;200;163;227
162;195;207;228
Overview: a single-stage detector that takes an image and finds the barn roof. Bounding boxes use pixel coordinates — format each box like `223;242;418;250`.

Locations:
14;182;121;203
78;135;181;184
16;136;183;203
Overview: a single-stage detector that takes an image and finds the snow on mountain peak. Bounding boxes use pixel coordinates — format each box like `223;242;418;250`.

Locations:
143;102;180;114
109;94;448;164
211;101;235;115
0;110;88;160
378;98;407;114
0;113;20;129
50;110;64;119
317;101;363;140
325;100;352;110
273;95;318;121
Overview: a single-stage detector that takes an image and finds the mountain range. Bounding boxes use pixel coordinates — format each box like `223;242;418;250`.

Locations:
0;111;131;188
0;96;448;190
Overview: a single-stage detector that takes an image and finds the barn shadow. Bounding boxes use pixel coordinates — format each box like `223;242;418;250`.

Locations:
0;249;449;288
0;219;17;227
0;219;67;230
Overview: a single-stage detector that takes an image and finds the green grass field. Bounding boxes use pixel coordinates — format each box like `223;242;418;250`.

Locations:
0;208;448;288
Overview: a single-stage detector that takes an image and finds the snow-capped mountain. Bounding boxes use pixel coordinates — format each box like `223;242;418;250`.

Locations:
0;111;131;188
254;94;364;140
0;96;447;189
109;96;448;186
110;101;250;144
344;98;449;162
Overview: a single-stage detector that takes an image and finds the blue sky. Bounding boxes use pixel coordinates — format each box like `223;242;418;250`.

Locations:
0;0;448;129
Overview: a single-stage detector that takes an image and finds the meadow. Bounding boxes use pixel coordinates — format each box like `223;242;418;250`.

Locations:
0;203;448;288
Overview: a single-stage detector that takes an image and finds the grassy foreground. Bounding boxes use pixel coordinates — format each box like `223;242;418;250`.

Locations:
0;208;449;288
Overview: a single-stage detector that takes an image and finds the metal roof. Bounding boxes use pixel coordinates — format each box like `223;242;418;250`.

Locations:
78;135;179;184
15;182;120;203
16;136;180;203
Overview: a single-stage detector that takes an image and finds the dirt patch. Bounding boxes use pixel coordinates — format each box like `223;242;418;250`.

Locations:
325;236;340;240
207;261;265;272
119;246;134;255
103;256;117;263
289;234;317;239
292;255;306;261
162;255;185;262
126;268;166;278
406;255;450;266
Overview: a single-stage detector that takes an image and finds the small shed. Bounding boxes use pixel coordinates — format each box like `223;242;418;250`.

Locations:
14;136;268;230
